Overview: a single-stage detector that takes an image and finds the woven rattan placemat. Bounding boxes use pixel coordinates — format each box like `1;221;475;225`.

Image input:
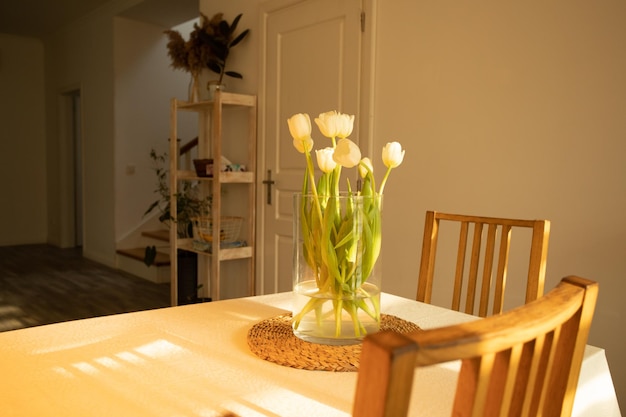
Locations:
247;313;421;372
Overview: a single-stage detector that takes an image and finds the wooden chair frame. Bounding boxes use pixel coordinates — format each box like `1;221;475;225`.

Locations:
353;276;599;417
417;211;550;316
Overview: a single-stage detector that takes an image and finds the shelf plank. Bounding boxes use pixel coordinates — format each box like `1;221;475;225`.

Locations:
176;170;254;183
175;241;253;261
219;246;253;260
220;172;254;183
175;92;256;110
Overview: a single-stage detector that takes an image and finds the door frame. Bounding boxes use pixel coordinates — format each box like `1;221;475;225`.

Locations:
58;85;85;249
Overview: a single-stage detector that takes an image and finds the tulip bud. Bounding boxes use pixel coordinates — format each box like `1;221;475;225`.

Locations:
293;137;314;154
316;147;337;173
333;138;362;168
382;142;405;168
358;157;373;178
288;113;312;141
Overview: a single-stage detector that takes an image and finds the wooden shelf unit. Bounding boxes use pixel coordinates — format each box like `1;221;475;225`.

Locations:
169;91;257;304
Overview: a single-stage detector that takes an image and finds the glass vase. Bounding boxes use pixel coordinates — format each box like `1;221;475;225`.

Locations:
292;192;382;345
188;73;200;102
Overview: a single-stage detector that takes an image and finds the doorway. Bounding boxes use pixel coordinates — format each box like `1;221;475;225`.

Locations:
71;91;83;247
60;89;83;248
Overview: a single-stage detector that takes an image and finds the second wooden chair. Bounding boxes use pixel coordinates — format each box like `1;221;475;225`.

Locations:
354;276;598;417
417;211;550;317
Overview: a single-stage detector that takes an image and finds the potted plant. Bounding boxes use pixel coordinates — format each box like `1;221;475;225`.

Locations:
164;12;250;98
143;149;211;304
197;13;250;87
143;149;211;242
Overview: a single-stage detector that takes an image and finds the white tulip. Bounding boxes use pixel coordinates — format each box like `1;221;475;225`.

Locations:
288;113;313;153
316;147;337;173
333;138;361;168
293;137;314;153
358;157;373;178
382;142;405;168
315;111;355;139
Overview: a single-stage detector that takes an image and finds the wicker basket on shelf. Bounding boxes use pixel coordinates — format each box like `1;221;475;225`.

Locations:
192;216;243;244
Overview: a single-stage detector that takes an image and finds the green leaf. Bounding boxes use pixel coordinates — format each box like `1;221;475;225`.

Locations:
143;200;160;217
321;199;341;282
207;61;222;75
230;29;249;47
225;71;243;79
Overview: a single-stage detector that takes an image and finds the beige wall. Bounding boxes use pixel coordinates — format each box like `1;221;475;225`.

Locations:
373;0;626;407
201;0;626;404
0;35;47;245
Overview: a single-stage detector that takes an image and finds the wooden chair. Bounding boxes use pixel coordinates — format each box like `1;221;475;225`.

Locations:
417;211;550;317
353;276;599;417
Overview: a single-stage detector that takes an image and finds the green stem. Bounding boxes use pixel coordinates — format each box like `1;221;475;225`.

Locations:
378;166;393;195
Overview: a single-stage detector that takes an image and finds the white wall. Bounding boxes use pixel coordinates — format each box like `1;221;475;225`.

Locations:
0;35;47;245
113;17;194;241
373;0;626;407
42;0;193;265
43;1;145;264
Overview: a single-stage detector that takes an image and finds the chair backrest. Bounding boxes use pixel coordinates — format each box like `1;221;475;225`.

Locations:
353;276;598;417
417;211;550;317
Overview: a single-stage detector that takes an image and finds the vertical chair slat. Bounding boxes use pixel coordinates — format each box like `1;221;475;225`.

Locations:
417;211;438;303
479;224;498;317
544;281;596;417
493;225;512;315
484;348;514;416
526;220;550;303
453;358;481;417
465;222;483;314
527;332;554;417
498;344;523;417
452;221;469;311
471;352;496;416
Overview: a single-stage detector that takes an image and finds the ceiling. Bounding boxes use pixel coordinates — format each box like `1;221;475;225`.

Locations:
0;0;199;38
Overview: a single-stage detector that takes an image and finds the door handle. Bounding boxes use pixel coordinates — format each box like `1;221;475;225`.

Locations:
262;169;275;205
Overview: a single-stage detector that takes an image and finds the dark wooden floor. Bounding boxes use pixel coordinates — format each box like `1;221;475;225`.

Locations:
0;244;170;332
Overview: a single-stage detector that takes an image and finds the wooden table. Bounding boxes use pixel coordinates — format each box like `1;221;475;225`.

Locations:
0;292;621;416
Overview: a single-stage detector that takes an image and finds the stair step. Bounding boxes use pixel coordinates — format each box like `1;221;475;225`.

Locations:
117;247;170;266
142;229;170;242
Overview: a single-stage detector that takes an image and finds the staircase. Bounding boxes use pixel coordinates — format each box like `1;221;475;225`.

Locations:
116;230;171;284
116;137;199;284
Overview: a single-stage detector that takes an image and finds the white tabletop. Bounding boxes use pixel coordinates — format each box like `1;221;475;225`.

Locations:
0;292;621;417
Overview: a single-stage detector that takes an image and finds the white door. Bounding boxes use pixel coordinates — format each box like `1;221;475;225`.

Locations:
258;0;367;294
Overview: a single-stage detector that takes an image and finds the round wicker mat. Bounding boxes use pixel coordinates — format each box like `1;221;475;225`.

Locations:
247;313;421;372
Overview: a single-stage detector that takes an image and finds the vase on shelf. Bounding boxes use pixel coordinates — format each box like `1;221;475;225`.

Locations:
292;192;383;345
188;73;200;102
207;80;225;99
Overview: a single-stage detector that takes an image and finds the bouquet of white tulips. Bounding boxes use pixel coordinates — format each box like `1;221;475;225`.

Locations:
288;110;405;342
